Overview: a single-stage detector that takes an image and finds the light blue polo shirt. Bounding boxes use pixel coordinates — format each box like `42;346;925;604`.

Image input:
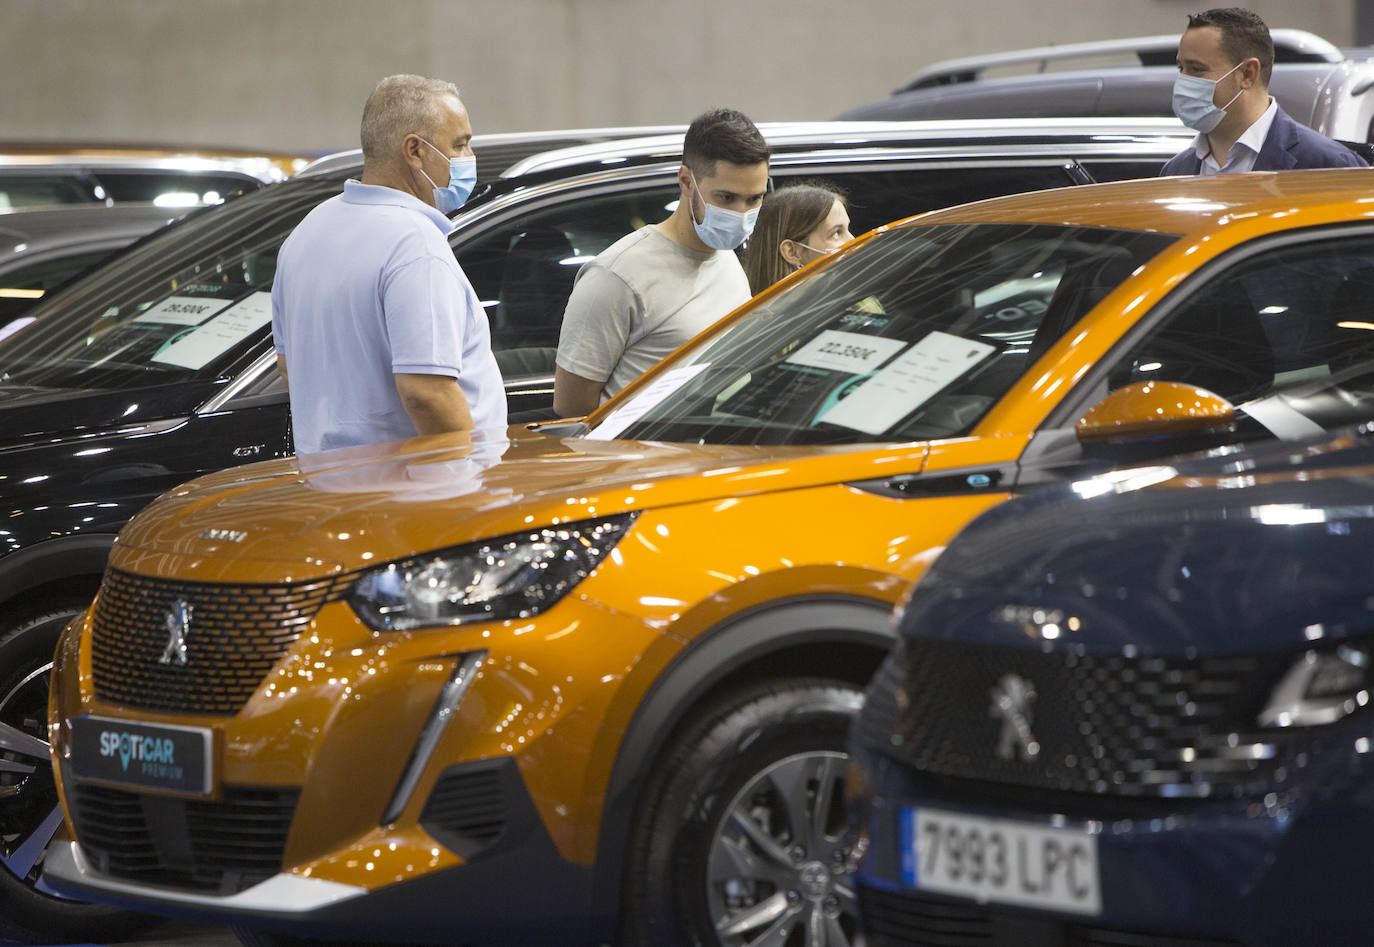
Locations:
271;180;506;455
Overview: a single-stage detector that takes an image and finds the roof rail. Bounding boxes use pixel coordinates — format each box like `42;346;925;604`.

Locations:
499;117;1193;179
294;126;688;181
898;28;1343;93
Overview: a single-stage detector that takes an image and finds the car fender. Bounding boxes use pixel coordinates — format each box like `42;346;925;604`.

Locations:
589;595;894;917
0;533;115;611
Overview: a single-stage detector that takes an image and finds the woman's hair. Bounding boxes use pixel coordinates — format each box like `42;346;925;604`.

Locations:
742;182;846;296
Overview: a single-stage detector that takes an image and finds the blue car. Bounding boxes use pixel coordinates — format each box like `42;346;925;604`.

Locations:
849;422;1374;946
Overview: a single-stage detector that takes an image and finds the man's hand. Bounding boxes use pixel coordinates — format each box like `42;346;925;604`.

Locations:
275;354;289;388
395;373;474;434
553;366;605;418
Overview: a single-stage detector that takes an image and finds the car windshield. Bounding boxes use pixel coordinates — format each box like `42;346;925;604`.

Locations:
589;222;1176;446
0;173;345;390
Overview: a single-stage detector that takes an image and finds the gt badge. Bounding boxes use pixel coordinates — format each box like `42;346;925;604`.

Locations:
159;599;193;666
990;673;1040;761
199;528;247;543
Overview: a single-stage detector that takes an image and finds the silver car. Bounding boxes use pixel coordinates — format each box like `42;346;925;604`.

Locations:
840;28;1374;150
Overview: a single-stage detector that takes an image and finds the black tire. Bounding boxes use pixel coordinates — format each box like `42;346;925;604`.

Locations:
621;678;866;947
0;598;156;944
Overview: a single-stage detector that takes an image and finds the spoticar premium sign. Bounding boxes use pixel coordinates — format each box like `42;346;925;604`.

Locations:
69;716;212;795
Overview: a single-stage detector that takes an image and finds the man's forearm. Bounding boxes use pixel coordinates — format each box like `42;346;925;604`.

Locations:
396;373;475;434
553;366;605;418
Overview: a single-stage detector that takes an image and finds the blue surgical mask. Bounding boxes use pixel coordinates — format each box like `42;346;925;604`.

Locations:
688;169;759;251
1172;61;1244;134
418;138;477;214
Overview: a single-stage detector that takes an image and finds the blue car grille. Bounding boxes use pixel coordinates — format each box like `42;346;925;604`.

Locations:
90;567;357;715
858;884;1244;945
859;640;1352;801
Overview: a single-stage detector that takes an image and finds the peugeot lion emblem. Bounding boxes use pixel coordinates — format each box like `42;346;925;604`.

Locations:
990;673;1041;761
159;599;193;666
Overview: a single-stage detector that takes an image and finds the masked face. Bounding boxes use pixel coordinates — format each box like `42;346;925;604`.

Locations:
786;198;853;269
1172;60;1244;134
418;138;478;214
687;168;763;251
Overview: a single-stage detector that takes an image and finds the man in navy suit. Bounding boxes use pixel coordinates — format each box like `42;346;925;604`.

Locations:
1161;8;1366;176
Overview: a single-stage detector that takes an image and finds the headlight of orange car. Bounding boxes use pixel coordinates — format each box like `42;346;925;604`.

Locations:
350;513;638;630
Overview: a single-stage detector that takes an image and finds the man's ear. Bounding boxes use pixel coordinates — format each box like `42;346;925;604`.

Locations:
677;164;693;194
1241;56;1262;88
402;133;426;169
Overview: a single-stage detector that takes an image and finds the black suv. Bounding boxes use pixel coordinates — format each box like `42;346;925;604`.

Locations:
0;117;1192;942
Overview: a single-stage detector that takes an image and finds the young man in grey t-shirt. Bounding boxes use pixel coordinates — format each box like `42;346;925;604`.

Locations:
553;109;771;418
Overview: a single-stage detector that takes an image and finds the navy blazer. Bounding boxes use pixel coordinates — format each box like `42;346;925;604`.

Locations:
1161;105;1367;175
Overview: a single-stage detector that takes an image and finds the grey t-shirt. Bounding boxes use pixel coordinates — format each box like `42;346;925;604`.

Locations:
555;225;750;403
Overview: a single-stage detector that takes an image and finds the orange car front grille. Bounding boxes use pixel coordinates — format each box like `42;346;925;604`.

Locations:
69;782;299;894
90;567;357;715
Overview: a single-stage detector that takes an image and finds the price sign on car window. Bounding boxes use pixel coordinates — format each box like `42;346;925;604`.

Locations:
784;329;906;375
151;291;273;369
586;363;713;441
820;331;995;435
133;295;231;326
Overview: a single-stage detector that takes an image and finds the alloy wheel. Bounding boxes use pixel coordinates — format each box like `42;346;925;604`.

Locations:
705;750;859;947
0;661;62;887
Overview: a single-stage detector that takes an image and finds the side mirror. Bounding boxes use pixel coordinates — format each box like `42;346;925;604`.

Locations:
1077;380;1235;443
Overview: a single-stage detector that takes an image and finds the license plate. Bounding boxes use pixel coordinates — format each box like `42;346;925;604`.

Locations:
901;806;1101;915
69;715;213;796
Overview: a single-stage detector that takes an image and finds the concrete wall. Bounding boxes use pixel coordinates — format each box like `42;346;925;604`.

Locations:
0;0;1357;156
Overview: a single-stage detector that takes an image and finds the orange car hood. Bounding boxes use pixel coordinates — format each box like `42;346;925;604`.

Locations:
111;425;928;576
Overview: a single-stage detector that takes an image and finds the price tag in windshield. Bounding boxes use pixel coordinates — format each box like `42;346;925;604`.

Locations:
134;295;232;326
784;330;906;374
152;291;273;369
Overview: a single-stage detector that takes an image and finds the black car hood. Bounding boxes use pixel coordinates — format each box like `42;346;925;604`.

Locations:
899;424;1374;657
0;379;218;451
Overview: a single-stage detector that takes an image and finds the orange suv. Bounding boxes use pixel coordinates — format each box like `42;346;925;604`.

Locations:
45;170;1374;946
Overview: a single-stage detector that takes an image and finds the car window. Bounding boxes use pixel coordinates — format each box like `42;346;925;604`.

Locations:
817;166;1080;235
0;175;343;390
1107;232;1374;434
589;222;1175;446
456;186;678;378
0;174;99;209
456;166;1082;381
0;249;114;326
1079;160;1169;183
91;172;261;207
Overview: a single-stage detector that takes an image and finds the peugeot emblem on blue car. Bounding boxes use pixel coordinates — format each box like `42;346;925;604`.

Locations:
158;599;193;666
990;673;1040;761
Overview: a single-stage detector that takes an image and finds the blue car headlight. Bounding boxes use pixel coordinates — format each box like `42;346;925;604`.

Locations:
350;513;637;630
1258;644;1371;728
